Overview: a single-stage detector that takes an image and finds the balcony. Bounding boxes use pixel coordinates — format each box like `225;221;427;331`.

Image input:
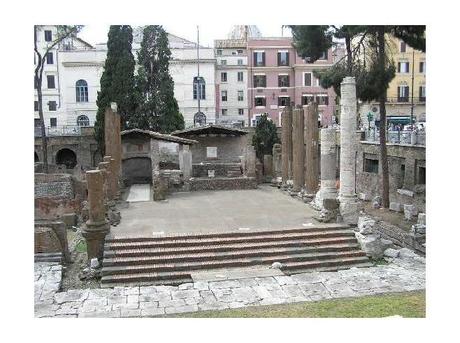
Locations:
386;97;426;104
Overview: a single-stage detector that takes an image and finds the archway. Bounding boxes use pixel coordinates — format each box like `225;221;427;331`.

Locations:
34;151;39;163
122;157;152;186
56;148;77;169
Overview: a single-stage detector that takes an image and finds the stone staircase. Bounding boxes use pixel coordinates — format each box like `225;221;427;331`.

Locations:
226;165;242;177
101;224;372;287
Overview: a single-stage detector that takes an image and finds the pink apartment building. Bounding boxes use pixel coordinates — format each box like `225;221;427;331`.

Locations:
247;37;337;127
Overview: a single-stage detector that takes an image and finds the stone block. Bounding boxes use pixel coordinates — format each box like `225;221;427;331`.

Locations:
35;227;62;254
399;247;418;259
372;195;382;209
397;189;414;197
384;248;400;258
417;213;426;225
404;204;418;220
60;213;77;229
389;202;402;212
355;232;391;259
411;224;426;235
357;216;376;234
358;193;371;201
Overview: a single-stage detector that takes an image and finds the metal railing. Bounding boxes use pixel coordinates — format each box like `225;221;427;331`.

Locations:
364;128;425;146
385;97;426;104
34;125;83;137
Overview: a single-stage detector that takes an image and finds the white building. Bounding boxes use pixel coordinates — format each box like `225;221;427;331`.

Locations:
34;27;217;130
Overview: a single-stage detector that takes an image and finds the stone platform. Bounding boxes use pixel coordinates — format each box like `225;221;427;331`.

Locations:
189;176;257;191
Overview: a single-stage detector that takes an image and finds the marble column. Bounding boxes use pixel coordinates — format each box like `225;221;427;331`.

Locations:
272;143;282;179
103;156;116;202
263;154;273;181
82;170;110;261
292;107;305;192
304;103;319;196
281;106;293;184
179;144;193;180
339;77;361;224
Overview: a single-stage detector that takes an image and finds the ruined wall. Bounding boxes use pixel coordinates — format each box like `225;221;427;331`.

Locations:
192;162;241;178
184;135;248;163
34;173;87;220
356;142;426;212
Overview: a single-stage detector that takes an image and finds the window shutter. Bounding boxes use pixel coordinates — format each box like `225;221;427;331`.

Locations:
277;52;281;66
262;52;265;66
254;52;257;65
286;52;289;65
398;62;401;73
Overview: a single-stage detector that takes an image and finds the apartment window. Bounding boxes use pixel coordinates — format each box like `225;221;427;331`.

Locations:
237;90;244;101
75;79;88;102
278;96;290;107
237;71;244;82
398;85;409;102
398;61;410;73
319;51;327;60
304;73;312;86
277;51;289;66
232;51;237;55
44;30;52;42
417;166;426;185
216;49;222;56
193;77;206;100
302;94;315;105
77;115;90;127
253;75;266;88
50;117;57;127
48;101;57;111
221;109;228;116
237;49;243;55
317;94;329;106
237;59;243;66
400;42;406;53
255;97;266;107
278;75;290;87
254;51;265;66
419;61;426;73
47;75;55;89
46;52;54;64
221;72;227;82
221;90;227;102
238;108;244;115
364;154;379;173
419;86;426;102
221;60;227;65
34;101;39;111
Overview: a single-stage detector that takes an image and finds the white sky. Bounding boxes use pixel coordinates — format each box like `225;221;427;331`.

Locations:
79;24;292;47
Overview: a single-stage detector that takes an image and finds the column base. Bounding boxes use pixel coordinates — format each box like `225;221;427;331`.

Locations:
339;197;363;225
82;221;110;261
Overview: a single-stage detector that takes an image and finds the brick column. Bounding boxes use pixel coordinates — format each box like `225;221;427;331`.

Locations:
281;106;293;184
82;170;110;261
292;107;305;192
304;103;319;196
338;77;361;224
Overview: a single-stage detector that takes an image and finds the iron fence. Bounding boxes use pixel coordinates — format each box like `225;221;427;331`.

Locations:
34;125;82;137
365;128;425;146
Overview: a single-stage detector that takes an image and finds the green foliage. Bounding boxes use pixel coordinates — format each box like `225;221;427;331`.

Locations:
131;25;184;133
252;114;280;161
289;25;333;62
95;25;136;154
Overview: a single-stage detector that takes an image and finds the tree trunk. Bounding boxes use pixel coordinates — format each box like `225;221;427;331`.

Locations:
345;35;353;74
377;27;390;208
36;78;49;173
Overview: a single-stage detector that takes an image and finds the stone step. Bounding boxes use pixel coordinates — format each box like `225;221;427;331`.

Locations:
100;272;193;287
101;250;366;276
103;243;361;266
106;224;351;243
105;229;356;250
34;253;63;263
282;257;374;275
103;238;359;258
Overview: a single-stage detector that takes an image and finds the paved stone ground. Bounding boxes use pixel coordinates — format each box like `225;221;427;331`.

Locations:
113;185;319;236
35;253;425;318
126;184;151;203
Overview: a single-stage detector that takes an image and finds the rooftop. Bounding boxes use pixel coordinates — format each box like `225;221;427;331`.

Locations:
121;129;198;145
171;124;248;137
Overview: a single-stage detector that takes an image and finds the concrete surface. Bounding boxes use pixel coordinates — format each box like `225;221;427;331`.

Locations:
126;184;151;203
112;185;319;236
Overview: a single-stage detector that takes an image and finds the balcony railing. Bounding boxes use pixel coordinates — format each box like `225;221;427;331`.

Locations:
385;97;426;104
34;125;83;137
364;128;425;146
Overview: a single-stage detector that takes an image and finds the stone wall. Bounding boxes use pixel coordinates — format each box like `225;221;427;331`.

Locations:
375;221;425;255
356;141;426;212
34;173;87;220
185;135;248;163
190;177;257;191
192;162;241;177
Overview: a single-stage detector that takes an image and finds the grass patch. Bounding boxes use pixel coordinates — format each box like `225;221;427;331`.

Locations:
371;258;389;266
168;291;425;318
75;240;87;253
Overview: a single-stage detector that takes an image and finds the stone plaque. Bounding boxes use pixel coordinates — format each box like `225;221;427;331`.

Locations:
208;170;215;178
206;147;217;159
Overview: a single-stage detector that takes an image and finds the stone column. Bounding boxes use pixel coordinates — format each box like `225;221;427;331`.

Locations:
104;107;114;161
339;77;362;224
291;107;305;193
281;106;293;184
304;103;320;196
263;154;273;182
179;144;193;180
317;128;338;203
245;145;256;178
103;156;116;202
82;170;110;261
97;161;110;204
272;143;282;179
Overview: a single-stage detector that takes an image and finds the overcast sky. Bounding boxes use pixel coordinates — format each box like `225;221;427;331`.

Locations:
79;24;292;47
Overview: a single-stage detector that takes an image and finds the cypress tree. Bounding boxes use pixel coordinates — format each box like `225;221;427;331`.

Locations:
252;114;280;161
94;25;136;154
131;25;184;133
